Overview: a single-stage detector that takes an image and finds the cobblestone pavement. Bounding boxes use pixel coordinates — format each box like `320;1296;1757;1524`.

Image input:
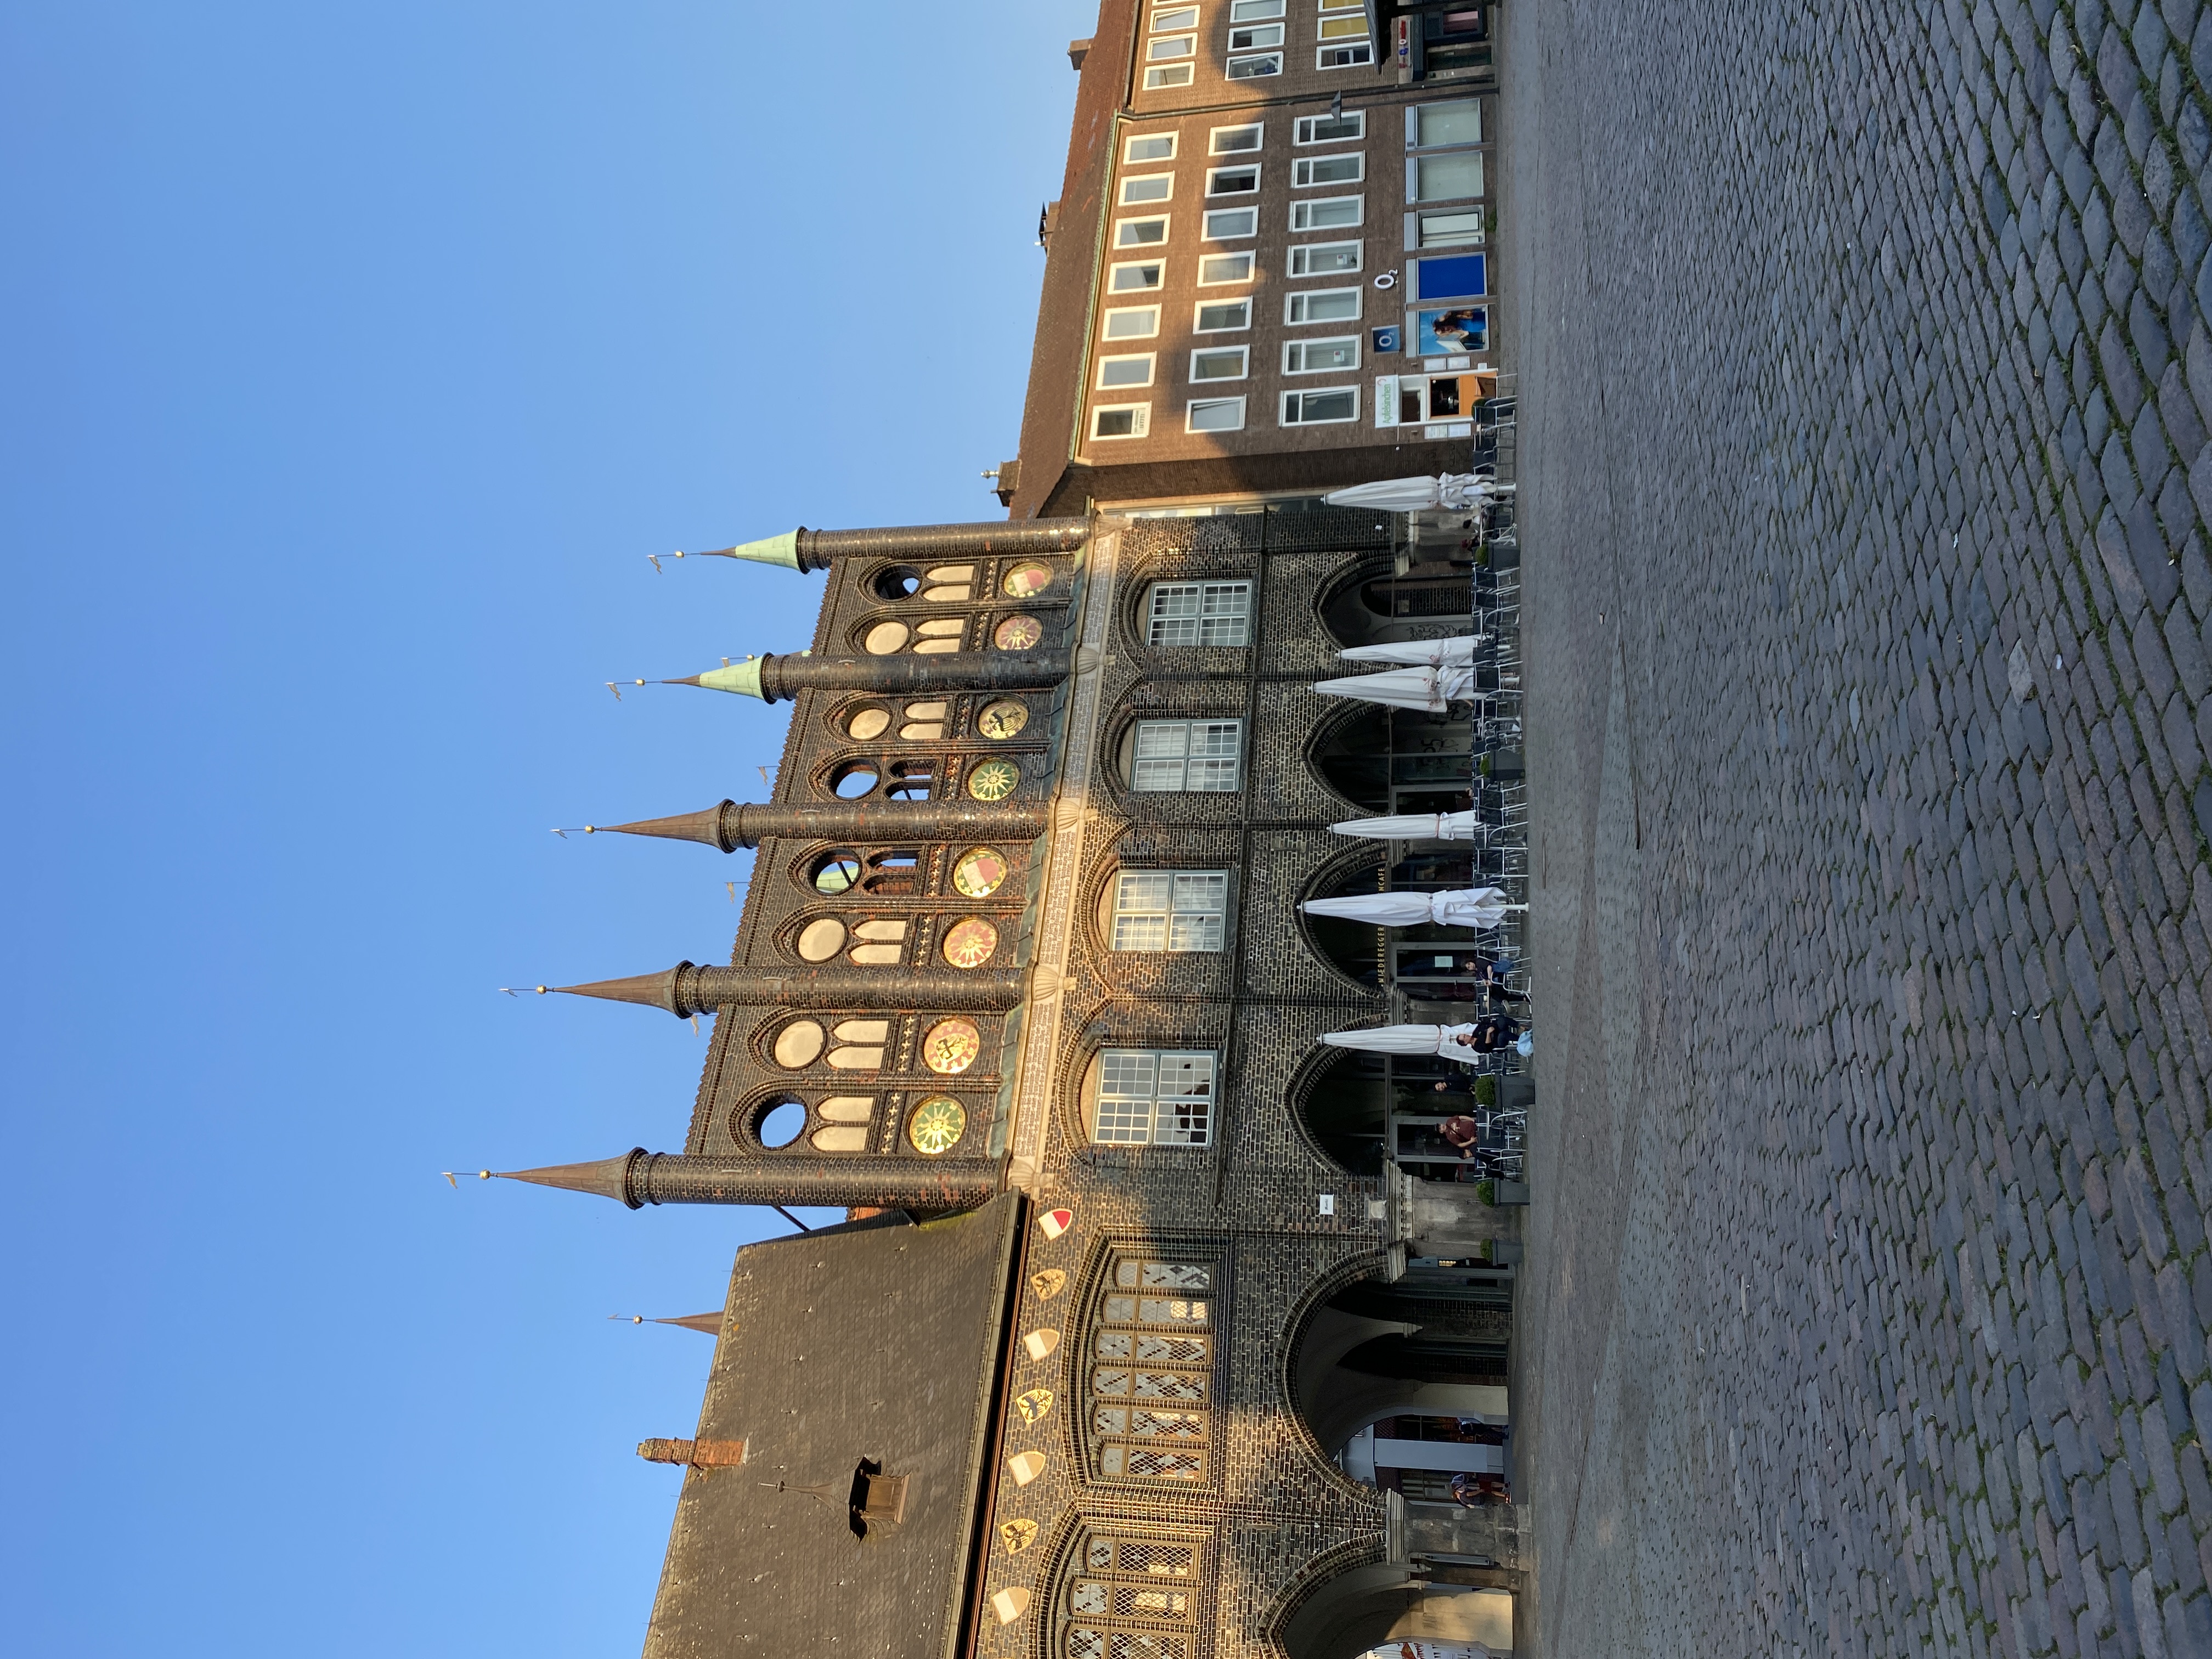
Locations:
1504;0;2212;1655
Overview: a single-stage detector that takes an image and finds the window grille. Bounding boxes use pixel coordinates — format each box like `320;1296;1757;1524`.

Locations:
1112;870;1228;951
1146;582;1251;647
1093;1050;1216;1144
1131;720;1242;792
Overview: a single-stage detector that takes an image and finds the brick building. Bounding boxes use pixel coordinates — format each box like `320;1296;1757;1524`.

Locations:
486;5;1526;1656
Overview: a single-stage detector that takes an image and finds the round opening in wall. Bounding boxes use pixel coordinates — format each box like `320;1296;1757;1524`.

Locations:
832;763;879;799
845;705;892;741
753;1096;807;1148
872;565;923;601
812;853;862;894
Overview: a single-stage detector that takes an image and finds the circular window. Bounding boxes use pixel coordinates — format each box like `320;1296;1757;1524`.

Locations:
754;1096;806;1148
812;853;862;895
952;847;1009;898
993;614;1045;651
966;759;1020;802
872;565;922;601
1002;561;1053;598
922;1018;983;1075
941;917;1000;969
772;1020;826;1069
796;918;847;962
847;706;892;741
977;699;1029;740
908;1096;968;1155
832;763;879;799
864;620;911;654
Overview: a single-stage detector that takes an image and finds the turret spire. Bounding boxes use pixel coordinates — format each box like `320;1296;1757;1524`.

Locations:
561;799;1046;853
523;961;1025;1018
477;1148;1000;1211
654;646;1071;704
665;517;1088;575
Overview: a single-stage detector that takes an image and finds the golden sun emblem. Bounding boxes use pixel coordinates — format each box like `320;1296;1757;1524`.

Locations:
941;917;1000;969
977;699;1029;740
1014;1388;1055;1425
999;1519;1040;1554
1029;1269;1068;1302
907;1095;967;1154
966;759;1020;802
922;1018;982;1075
992;614;1044;651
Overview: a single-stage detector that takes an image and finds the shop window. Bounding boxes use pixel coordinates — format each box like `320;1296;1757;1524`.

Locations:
1090;1051;1217;1144
1413;206;1486;248
1410;151;1484;202
1412;253;1486;301
1412;98;1483;148
1113;870;1229;950
1130;718;1243;791
1146;582;1251;647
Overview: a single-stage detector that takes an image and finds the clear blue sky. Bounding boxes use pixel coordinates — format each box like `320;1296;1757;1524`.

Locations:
0;4;1093;1651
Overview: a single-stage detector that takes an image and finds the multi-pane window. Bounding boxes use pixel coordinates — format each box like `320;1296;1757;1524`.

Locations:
1125;132;1177;163
1284;336;1359;373
1132;718;1243;791
1201;207;1258;239
1186;397;1245;433
1290;196;1363;231
1411;151;1485;201
1115;216;1169;247
1288;240;1362;276
1189;346;1248;381
1147;580;1252;646
1110;259;1165;292
1209;123;1262;154
1197;252;1254;285
1120;174;1174;206
1093;1052;1217;1144
1227;51;1283;77
1295;110;1365;144
1194;298;1251;331
1318;42;1374;66
1088;1259;1216;1492
1285;287;1361;323
1228;21;1284;48
1092;404;1152;439
1293;154;1363;187
1113;871;1230;950
1281;387;1358;424
1097;354;1156;389
1413;98;1483;147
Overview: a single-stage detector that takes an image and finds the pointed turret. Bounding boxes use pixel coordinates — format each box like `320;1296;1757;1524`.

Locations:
482;1149;648;1206
527;961;1024;1017
672;518;1088;574
478;1148;1000;1211
664;658;765;698
661;646;1071;704
567;799;1045;854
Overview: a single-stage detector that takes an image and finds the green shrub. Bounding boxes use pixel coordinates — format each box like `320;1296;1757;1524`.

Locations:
1475;1180;1497;1205
1472;1076;1497;1106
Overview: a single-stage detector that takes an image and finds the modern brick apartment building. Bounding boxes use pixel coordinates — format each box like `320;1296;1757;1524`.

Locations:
487;5;1525;1656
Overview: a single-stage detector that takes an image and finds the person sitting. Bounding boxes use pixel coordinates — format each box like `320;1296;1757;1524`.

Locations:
1440;1114;1481;1158
1449;1470;1510;1507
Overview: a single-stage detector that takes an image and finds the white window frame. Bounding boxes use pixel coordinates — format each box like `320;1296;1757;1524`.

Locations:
1112;870;1232;950
1409;207;1485;249
1280;387;1360;425
1283;335;1360;374
1186;396;1246;433
1192;297;1251;332
1284;286;1361;324
1097;353;1158;390
1143;62;1197;89
1201;207;1259;240
1092;1049;1217;1146
1204;163;1260;196
1227;0;1284;17
1295;110;1367;145
1091;403;1153;441
1188;344;1250;381
1293;153;1364;188
1124;132;1179;163
1227;21;1285;49
1316;12;1369;41
1149;3;1201;31
1146;582;1252;647
1115;215;1171;249
1407;99;1483;149
1147;33;1197;60
1131;718;1244;792
1109;258;1167;293
1209;122;1263;154
1226;51;1283;78
1102;304;1163;340
1197;251;1255;286
1119;173;1175;206
1290;196;1364;232
1287;240;1362;276
1317;42;1374;67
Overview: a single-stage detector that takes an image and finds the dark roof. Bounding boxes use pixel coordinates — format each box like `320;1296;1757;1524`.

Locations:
1006;0;1136;521
642;1195;1024;1659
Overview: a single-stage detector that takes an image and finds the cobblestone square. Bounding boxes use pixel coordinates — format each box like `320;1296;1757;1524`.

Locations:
1509;1;2212;1654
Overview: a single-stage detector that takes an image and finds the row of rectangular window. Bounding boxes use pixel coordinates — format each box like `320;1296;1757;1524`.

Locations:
1097;336;1361;388
1102;286;1365;338
1112;163;1480;247
1121;96;1477;167
1092;389;1357;437
1118;153;1366;206
1107;238;1359;294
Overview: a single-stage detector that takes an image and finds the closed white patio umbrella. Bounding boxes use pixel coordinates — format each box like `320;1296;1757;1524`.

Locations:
1330;810;1481;841
1321;1023;1485;1058
1339;635;1486;667
1323;474;1516;512
1301;887;1521;930
1313;664;1477;713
